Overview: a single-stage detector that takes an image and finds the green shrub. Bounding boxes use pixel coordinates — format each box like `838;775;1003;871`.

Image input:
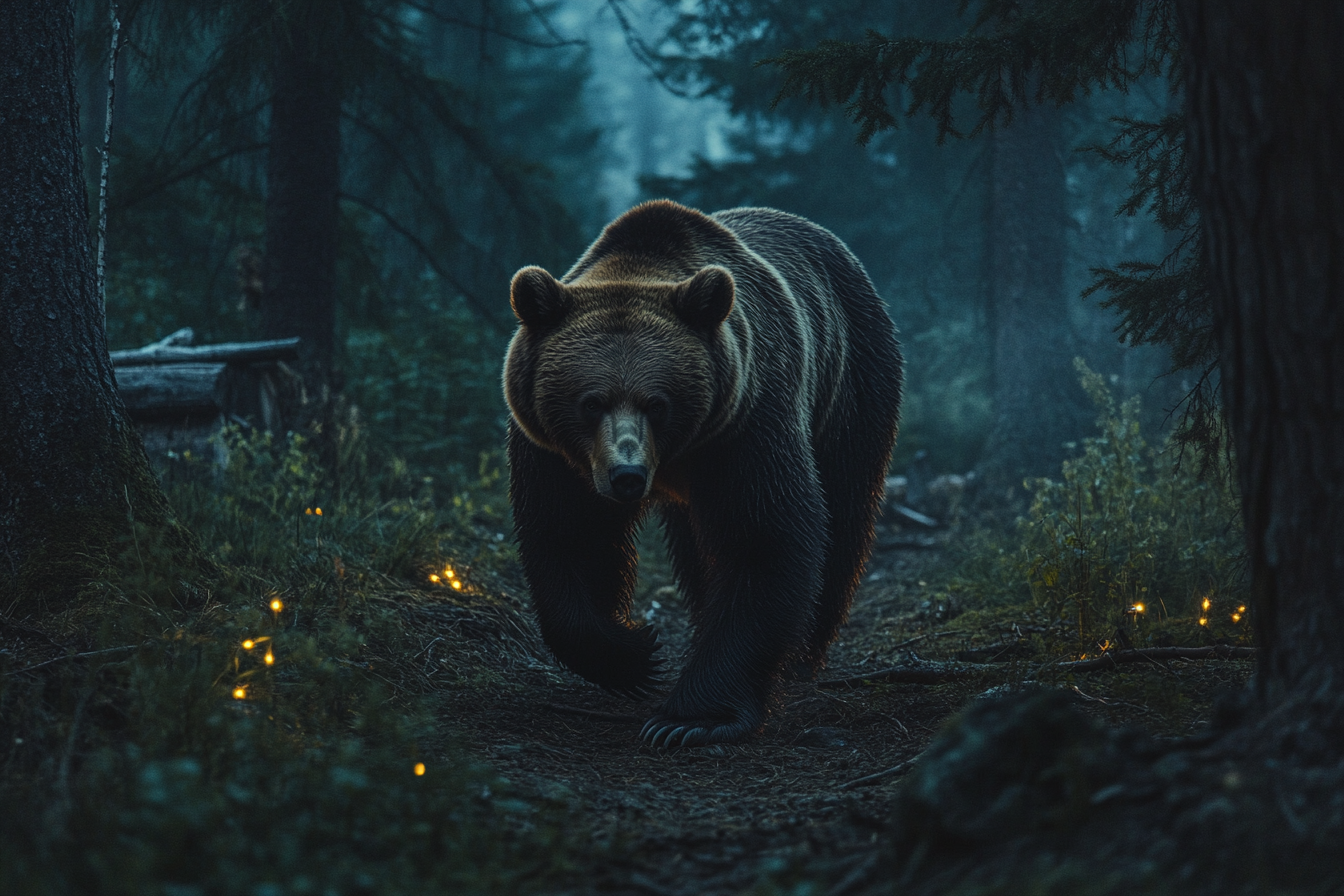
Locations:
160;425;511;584
950;360;1248;650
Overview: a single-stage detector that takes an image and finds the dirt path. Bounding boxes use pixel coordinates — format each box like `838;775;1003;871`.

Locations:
412;525;1255;894
424;540;977;894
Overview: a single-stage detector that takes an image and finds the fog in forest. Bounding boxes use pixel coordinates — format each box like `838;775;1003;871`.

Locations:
84;0;1183;482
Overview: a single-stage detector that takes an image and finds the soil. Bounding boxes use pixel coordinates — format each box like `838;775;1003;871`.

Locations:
414;523;1259;895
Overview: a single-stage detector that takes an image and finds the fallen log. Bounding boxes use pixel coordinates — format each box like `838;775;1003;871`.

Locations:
111;335;299;366
115;363;226;419
1051;645;1255;673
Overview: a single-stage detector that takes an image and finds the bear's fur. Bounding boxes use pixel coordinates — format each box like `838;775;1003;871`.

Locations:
503;200;902;747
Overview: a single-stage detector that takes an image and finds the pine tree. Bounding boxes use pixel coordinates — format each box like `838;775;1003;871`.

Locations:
1179;0;1344;737
0;0;196;604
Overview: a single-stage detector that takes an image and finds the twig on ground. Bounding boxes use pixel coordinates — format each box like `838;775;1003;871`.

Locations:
627;871;678;896
889;630;959;652
1052;645;1255;673
827;852;881;896
818;661;978;689
0;616;68;648
544;702;642;723
839;757;918;791
10;645;139;676
1070;685;1146;711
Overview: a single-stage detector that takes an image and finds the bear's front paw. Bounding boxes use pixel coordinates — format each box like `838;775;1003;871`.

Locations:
639;704;761;748
550;622;663;698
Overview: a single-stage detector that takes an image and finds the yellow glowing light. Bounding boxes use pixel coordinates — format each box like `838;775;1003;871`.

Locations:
305;508;313;515
270;598;284;612
242;640;255;650
451;580;462;591
315;507;323;516
1199;617;1208;626
1202;597;1211;611
1238;605;1246;613
1231;613;1242;623
233;687;246;700
429;574;441;583
1132;603;1145;614
414;762;426;776
444;567;454;578
264;651;275;666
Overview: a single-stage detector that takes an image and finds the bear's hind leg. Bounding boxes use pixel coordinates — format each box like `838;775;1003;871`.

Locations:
806;399;901;671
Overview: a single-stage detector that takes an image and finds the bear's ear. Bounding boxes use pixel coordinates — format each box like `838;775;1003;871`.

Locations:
672;266;735;331
511;266;571;328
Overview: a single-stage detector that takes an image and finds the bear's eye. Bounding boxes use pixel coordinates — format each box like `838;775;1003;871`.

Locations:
646;397;670;423
579;394;605;420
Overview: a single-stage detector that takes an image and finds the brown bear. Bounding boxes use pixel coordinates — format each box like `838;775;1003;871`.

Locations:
503;200;902;747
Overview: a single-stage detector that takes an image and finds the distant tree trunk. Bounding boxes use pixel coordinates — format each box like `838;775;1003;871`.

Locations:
977;101;1089;503
0;0;185;605
262;4;343;424
1180;0;1344;737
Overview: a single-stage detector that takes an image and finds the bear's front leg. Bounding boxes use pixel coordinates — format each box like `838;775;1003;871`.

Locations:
508;425;660;696
641;436;825;747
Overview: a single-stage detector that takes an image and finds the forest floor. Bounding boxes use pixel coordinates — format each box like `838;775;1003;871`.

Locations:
408;521;1255;895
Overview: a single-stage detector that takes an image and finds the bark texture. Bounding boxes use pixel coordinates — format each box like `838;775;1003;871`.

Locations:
977;101;1090;500
1179;0;1344;732
0;0;183;603
262;4;343;418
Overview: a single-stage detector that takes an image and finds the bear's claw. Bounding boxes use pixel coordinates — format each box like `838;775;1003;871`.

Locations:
639;711;757;748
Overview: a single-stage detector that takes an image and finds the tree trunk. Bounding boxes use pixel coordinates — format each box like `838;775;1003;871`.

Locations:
262;4;343;423
977;101;1090;502
0;0;185;605
1179;0;1344;738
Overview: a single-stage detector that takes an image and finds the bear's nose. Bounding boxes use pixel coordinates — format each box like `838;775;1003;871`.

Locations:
609;464;648;502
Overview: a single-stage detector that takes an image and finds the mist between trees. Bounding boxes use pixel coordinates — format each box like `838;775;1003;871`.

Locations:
80;0;1196;486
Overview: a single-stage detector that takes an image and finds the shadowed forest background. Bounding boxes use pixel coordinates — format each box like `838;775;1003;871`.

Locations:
2;1;1342;893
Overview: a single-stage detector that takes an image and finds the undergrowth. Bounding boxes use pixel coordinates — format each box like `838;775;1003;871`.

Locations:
0;427;581;895
946;360;1247;656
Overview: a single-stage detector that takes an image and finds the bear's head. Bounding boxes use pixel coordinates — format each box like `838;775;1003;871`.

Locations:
503;264;736;503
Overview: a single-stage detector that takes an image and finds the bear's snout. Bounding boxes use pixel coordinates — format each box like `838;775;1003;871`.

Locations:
593;406;656;502
609;464;648;502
